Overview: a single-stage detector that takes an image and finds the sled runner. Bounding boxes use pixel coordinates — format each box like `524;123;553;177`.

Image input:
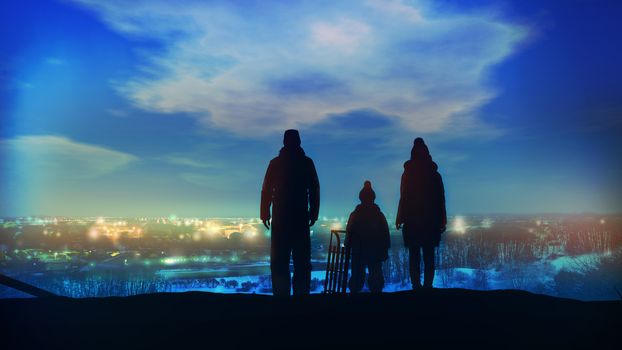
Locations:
323;229;351;294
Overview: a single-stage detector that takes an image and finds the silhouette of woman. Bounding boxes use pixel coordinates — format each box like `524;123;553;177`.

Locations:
396;138;446;289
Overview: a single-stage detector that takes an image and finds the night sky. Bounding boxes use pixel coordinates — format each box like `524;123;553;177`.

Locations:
1;0;621;217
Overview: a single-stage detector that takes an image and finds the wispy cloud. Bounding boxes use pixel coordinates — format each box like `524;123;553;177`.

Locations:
311;19;371;53
107;108;129;117
366;0;424;23
71;0;528;136
179;172;212;187
1;135;137;178
160;155;211;168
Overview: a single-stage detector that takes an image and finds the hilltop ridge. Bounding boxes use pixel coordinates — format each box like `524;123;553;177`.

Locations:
2;288;620;349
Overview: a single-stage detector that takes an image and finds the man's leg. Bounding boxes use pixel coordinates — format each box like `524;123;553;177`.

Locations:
367;261;385;293
348;253;365;293
422;244;436;288
408;246;422;289
270;233;291;297
291;233;311;295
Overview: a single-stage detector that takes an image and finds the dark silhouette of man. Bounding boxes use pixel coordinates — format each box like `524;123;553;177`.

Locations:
396;138;446;289
346;181;390;293
261;129;320;296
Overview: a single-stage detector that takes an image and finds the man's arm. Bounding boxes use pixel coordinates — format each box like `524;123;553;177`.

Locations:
260;161;274;229
308;159;320;226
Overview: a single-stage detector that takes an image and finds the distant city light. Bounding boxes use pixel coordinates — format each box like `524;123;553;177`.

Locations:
243;225;258;238
0;214;619;300
330;222;343;230
481;218;493;229
88;228;99;240
162;257;185;265
205;221;221;236
452;216;467;234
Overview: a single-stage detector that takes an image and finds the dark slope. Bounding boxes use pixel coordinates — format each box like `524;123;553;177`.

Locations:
2;289;620;349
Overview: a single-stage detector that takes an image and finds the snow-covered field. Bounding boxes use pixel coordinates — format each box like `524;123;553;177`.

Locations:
2;251;619;300
164;253;620;300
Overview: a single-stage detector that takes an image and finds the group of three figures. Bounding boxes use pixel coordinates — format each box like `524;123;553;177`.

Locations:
261;129;446;296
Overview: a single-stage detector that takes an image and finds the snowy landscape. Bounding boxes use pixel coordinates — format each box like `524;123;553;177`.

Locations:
1;215;621;300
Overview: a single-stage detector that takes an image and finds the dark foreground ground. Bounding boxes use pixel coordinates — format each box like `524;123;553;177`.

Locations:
1;289;620;349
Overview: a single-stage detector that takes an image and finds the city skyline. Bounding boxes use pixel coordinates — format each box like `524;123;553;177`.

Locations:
1;0;621;217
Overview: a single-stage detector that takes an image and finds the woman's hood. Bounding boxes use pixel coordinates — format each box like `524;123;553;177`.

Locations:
279;145;306;157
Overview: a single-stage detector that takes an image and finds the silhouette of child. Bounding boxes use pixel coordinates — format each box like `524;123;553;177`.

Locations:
346;181;391;293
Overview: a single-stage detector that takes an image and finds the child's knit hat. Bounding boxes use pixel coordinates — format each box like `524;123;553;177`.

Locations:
359;180;376;203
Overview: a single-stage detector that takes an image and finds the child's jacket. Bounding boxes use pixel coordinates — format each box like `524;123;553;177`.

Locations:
346;203;391;262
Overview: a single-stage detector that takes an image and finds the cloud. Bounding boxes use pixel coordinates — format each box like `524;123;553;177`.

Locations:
179;172;211;187
71;0;528;136
2;135;137;178
107;108;129;117
311;19;371;53
160;155;211;168
366;0;424;23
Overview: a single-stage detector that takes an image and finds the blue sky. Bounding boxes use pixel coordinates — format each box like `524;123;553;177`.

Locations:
1;0;621;217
